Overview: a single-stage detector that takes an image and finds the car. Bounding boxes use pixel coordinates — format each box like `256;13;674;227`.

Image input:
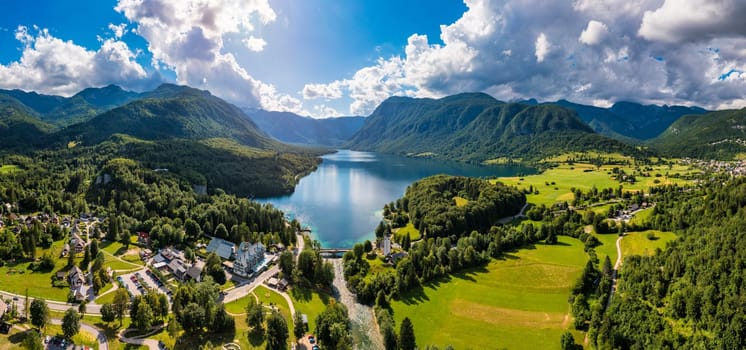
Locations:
12;297;18;301
308;335;315;344
312;346;320;350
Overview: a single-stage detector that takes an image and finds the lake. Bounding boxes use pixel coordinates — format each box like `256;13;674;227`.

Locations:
259;150;533;248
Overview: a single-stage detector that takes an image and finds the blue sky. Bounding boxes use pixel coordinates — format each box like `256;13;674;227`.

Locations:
1;0;745;116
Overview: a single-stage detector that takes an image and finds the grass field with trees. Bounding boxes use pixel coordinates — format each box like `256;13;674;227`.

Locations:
390;236;587;349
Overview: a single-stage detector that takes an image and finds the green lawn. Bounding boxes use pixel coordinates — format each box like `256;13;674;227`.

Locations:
288;286;331;335
101;241;128;255
391;236;587;350
224;292;257;315
0;164;20;175
0;325;24;350
628;207;654;226
593;232;619;265
394;222;421;241
0;252;77;301
496;162;695;207
103;252;143;271
621;230;676;258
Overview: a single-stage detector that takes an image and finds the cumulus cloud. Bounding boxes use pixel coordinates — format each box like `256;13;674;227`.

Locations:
579;20;608;45
243;36;266;52
0;26;159;96
115;0;297;109
108;23;128;38
301;0;746;114
535;33;551;62
639;0;746;43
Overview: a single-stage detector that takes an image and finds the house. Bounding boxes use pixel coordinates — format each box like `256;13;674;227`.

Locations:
233;242;266;278
389;251;409;264
267;277;279;288
56;271;66;280
206;238;235;260
137;232;150;246
167;259;187;280
60;243;70;257
278;278;289;291
186;261;205;282
68;266;86;289
72;288;86;302
71;233;86;254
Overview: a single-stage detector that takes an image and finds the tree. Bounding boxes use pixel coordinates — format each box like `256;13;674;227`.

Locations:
62;308;80;340
112;288;130;325
22;329;43;350
184;247;195;264
364;240;373;252
315;302;350;348
29;298;49;331
100;303;116;324
560;331;577;350
399;317;416;350
204;252;226;285
78;300;87;317
180;302;205;334
279;250;295;278
293;312;306;342
215;223;229;239
246;298;264;333
266;310;289;350
133;301;154;330
89;239;99;258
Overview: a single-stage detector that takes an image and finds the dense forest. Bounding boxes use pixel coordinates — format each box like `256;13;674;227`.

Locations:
594;177;746;349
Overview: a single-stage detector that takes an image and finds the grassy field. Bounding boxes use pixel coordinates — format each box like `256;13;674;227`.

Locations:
495;162;695;207
621;230;677;257
288;286;331;335
0;254;75;300
593;232;620;265
390;236;587;350
628;207;654;226
0;164;20;175
0;325;24;350
394;222;421;241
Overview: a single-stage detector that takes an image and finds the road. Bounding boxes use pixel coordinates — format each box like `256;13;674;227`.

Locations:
497;202;530;224
606;233;624;309
0;291;103;315
119;328;160;350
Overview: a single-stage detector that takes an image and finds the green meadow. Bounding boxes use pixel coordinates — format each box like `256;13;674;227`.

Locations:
390;236;587;350
495;161;695;206
621;230;676;257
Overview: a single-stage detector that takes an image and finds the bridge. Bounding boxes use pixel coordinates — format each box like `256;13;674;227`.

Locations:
319;248;352;258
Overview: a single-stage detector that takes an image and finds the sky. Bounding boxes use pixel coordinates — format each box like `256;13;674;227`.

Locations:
1;0;746;117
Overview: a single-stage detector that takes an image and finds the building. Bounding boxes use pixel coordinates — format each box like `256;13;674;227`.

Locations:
68;266;86;289
0;299;6;320
70;233;86;254
206;237;235;260
233;242;266;277
186;261;205;282
167;259;187;280
382;234;392;256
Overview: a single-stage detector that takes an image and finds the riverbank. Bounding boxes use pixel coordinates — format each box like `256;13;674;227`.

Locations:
330;259;383;350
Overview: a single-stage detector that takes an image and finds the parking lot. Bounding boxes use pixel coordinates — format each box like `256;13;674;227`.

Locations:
45;335;90;350
117;268;171;299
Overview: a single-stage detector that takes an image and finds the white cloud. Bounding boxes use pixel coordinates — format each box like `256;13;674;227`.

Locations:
535;33;550;62
243;36;266;52
303;81;344;100
0;26;158;96
301;0;746;114
115;0;286;108
639;0;746;43
579;20;608;45
108;23;128;39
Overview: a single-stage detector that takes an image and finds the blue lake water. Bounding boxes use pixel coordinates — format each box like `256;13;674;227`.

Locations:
259;150;534;248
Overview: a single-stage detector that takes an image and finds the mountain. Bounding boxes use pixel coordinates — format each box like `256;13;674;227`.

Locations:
0;95;53;149
0;85;141;127
56;84;275;148
551;100;707;141
246;109;365;146
347;93;639;162
651;108;746;159
73;84;140;109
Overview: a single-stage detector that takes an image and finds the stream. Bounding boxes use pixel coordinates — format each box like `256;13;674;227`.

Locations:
331;259;384;350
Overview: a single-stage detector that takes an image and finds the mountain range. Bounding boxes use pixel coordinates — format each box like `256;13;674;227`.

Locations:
245;109;365;146
346;93;642;162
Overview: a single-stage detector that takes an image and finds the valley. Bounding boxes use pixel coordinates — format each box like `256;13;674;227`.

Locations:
1;84;745;350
